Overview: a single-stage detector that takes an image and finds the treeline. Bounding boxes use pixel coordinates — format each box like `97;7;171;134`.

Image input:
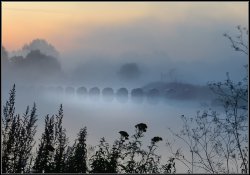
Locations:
1;85;175;173
2;39;62;84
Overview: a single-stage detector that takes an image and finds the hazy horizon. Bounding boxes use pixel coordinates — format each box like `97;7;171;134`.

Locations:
1;2;248;174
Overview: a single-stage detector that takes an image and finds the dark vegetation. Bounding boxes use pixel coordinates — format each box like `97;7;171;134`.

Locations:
166;25;248;174
1;85;176;173
118;63;141;81
2;40;61;84
1;26;248;173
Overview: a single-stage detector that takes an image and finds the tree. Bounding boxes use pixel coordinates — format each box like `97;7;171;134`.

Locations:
108;131;129;173
2;85;15;170
64;143;76;173
14;104;37;173
2;85;18;173
167;25;248;173
73;127;88;173
65;127;87;173
2;86;176;173
223;25;248;55
9;49;61;82
2;85;38;173
89;124;169;174
33;115;56;173
137;136;163;173
167;112;230;173
54;104;68;173
119;123;166;173
1;46;9;65
89;137;112;173
89;131;129;173
12;39;60;58
121;123;148;173
211;25;248;173
118;63;141;81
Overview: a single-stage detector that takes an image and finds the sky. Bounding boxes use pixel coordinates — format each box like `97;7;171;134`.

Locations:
2;2;248;51
1;3;249;172
2;2;249;84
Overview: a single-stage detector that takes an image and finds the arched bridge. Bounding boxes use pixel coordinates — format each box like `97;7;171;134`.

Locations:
20;85;177;104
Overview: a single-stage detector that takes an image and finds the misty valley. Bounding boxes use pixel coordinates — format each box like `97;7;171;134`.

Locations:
2;2;248;174
2;37;248;174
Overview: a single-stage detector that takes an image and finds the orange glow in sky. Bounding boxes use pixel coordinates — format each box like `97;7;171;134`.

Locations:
2;2;248;53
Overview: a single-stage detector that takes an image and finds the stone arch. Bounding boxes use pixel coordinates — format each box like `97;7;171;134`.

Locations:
76;86;87;96
131;88;144;104
102;87;114;102
89;87;100;100
116;88;128;103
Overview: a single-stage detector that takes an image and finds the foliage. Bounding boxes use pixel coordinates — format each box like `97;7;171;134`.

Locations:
54;104;68;172
2;84;37;173
118;63;141;81
33;115;56;173
89;123;172;173
2;86;175;174
89;137;112;173
167;25;248;174
223;25;248;55
64;127;87;173
33;104;69;173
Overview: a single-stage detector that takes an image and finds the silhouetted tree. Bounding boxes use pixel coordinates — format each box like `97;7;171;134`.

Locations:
162;157;176;174
1;46;9;65
2;85;176;174
54;104;68;173
33;115;55;173
108;131;129;173
118;63;141;81
211;25;248;173
2;84;16;172
73;127;88;173
14;104;37;173
167;112;228;173
223;25;248;55
2;85;37;173
137;136;163;173
8;48;61;83
89;131;129;173
90;137;111;173
65;127;87;173
121;123;147;173
208;75;248;173
21;39;60;58
167;25;248;174
2;85;18;173
64;143;76;173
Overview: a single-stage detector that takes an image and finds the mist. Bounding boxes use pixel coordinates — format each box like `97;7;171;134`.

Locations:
1;2;248;173
1;31;246;147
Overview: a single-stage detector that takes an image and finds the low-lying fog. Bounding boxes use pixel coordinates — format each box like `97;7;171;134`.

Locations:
2;82;223;166
1;37;247;172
